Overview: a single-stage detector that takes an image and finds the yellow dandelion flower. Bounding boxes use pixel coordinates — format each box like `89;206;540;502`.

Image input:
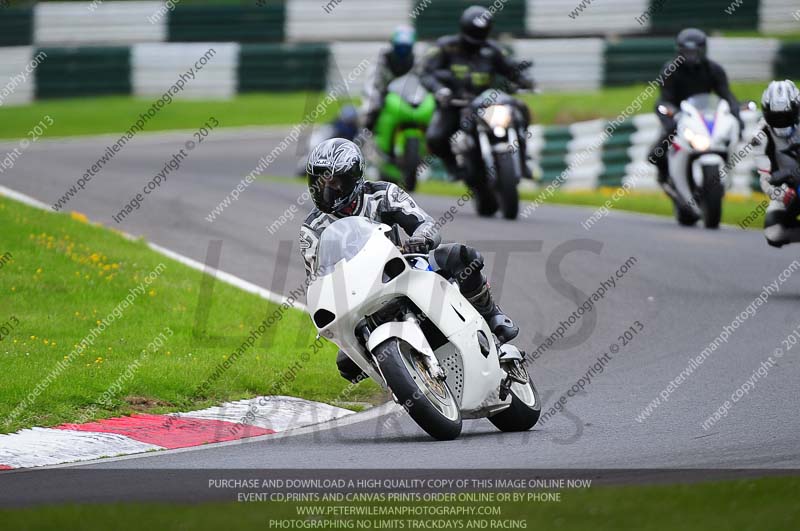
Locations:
148;289;156;297
70;212;89;223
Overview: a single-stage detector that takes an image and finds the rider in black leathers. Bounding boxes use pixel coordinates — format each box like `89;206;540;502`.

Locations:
650;28;742;186
419;5;534;181
299;138;519;382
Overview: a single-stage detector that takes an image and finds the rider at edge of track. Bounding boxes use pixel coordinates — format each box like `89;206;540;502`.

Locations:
757;80;800;248
649;28;742;193
418;5;535;181
299;138;520;383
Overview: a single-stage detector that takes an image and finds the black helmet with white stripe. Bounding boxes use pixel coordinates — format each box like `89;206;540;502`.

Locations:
762;80;800;138
306;138;365;214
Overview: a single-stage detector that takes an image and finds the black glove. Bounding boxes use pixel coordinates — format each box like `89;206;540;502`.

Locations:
402;236;433;254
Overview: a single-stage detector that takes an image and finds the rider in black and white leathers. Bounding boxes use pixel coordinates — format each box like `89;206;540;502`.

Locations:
299;180;440;276
299;138;519;382
757;80;800;247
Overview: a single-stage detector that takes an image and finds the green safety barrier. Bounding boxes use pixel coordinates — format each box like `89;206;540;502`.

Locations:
413;0;527;40
168;4;286;43
599;120;636;187
649;0;759;33
238;43;330;92
35;47;131;100
0;7;33;47
604;38;674;87
775;41;800;80
539;125;571;183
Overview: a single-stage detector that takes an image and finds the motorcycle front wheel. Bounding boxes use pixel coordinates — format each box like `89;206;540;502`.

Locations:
701;165;723;229
488;369;541;432
374;338;462;441
402;137;421;192
494;152;520;219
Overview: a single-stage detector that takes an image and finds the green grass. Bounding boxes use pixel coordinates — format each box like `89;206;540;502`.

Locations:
518;81;776;125
0;476;797;530
415;179;770;230
0;82;781;140
0;93;350;140
0;197;381;434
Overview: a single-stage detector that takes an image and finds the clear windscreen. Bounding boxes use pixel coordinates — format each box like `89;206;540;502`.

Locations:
387;74;428;106
316;217;379;276
686;93;721;118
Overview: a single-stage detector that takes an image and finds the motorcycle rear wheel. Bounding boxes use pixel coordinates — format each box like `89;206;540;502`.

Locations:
374;338;462;441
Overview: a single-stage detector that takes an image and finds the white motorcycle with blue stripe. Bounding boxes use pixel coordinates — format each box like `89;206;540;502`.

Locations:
306;217;540;440
662;93;741;228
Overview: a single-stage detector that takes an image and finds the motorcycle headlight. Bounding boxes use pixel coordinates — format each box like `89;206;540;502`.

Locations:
685;128;711;151
483;105;513;129
493;126;507;137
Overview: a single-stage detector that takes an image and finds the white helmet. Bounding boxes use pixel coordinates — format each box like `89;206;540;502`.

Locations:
762;80;800;138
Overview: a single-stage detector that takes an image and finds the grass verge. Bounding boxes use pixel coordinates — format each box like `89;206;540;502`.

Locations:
0;82;781;139
0;196;380;434
0;476;796;530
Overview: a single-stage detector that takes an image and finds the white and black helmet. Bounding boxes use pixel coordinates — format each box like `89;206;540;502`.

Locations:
762;80;800;137
306;138;365;214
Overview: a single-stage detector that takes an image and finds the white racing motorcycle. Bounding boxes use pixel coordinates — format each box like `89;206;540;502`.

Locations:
306;217;540;440
660;93;741;228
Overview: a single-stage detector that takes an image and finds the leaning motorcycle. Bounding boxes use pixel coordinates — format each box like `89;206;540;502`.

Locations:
306;217;540;441
450;90;530;220
660;93;741;229
372;74;435;191
766;143;800;246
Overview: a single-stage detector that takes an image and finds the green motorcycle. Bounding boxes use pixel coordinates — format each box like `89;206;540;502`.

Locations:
373;74;436;191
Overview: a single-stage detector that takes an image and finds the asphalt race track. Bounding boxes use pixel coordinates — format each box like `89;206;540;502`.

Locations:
2;129;799;503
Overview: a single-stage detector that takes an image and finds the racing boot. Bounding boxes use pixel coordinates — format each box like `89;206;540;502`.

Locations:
336;350;367;383
465;282;519;344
